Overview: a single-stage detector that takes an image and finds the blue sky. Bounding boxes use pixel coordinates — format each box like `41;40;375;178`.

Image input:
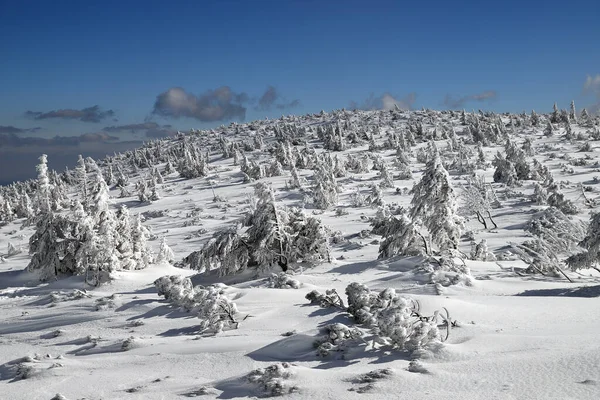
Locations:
0;0;599;182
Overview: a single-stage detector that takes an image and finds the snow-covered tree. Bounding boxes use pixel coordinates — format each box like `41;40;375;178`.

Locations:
550;102;560;123
544;120;554;137
312;159;338;209
34;154;52;216
156;237;175;263
131;213;152;270
377;209;426;258
379;161;395;189
75;155;90;210
184;183;330;276
566;212;600;272
459;176;498;230
409;144;462;251
569;100;577;123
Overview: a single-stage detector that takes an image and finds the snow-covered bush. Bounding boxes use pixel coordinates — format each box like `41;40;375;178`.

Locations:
154;275;239;333
416;254;473;289
27;181;152;283
459;175;498;229
531;182;548;205
305;288;345;309
246;363;299;397
314;323;364;357
547;185;579;215
525;207;585;254
155;237;175;263
566;212;600;272
470;239;495;261
346;284;444;351
267;272;300;289
307;282;450;354
154;275;194;304
510;207;585;276
312;159;339;209
377;209;426;258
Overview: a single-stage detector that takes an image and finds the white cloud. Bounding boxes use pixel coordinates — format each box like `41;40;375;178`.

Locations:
584;74;600;93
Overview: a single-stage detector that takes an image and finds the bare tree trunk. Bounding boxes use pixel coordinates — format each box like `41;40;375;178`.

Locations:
475;211;487;229
486;210;498;229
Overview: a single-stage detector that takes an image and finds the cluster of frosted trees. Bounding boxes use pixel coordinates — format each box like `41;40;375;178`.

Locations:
183;182;331;275
26;155;153;285
3;100;600;287
376;142;463;258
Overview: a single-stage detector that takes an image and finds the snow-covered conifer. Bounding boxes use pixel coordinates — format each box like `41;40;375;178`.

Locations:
566;212;600;271
530;110;540;126
378;210;426;258
569;100;577;123
75;155;90;209
550;102;560;123
531;182;548;205
131;214;152;270
544;120;554;136
156;237;175;263
410;144;462;251
379;161;395;189
312;160;338;209
34;154;52;215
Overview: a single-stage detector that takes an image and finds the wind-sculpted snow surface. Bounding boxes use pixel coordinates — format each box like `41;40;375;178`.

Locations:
1;107;600;399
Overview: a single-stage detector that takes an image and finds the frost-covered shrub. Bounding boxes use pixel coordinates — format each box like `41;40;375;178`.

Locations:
547;187;578;215
6;242;21;257
345;284;443;351
267;272;300;289
416;253;473;288
27;197;152;284
95;294;120;311
246;363;299;397
345;282;379;325
525;207;585;254
377;210;426;258
470;239;496;261
367;184;385;207
379;161;395;189
155;237;175;263
49;289;91;304
354;368;394;384
459;175;498;230
176;142;208;179
531;182;548;205
312;160;339;209
154;275;239;333
408;360;430;374
314;323;364;357
154;275;194;304
345;154;370;174
305;288;345;309
566;212;600;271
514;207;585;275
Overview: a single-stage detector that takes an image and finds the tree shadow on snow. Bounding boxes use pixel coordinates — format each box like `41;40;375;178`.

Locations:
126;303;191;321
516;285;600;298
158;325;203;337
115;298;156;312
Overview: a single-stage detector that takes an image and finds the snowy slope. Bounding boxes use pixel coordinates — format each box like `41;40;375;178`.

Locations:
1;108;600;400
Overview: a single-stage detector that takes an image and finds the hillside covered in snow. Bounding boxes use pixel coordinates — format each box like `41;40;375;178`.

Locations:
1;105;600;399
